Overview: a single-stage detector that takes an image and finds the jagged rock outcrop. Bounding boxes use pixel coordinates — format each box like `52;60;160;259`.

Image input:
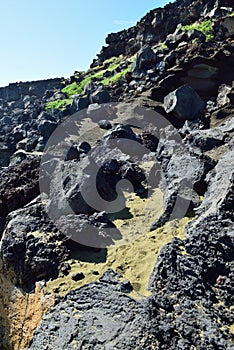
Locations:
26;270;159;350
0;157;40;236
0;200;69;291
150;125;216;230
44;140;146;221
0;0;233;348
92;0;234;65
163;85;205;121
148;149;234;349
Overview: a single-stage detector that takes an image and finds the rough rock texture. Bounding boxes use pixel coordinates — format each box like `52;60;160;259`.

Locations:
44;129;146;223
92;0;234;65
0;201;69;291
0;0;234;349
150;125;216;230
0;78;63;102
56;212;121;248
26;270;159;350
0;157;40;236
164;85;205;121
0;275;55;350
131;45;157;73
147;150;234;349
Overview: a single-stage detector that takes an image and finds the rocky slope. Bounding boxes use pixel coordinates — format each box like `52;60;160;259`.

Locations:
0;0;234;349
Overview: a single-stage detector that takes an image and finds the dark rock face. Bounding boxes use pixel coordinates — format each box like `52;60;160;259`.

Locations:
0;0;233;349
46;141;146;222
165;24;187;49
220;16;234;37
90;87;110;104
185;127;225;151
92;0;233;65
26;270;159;350
150;126;216;230
164;85;205;121
38;120;57;139
70;96;89;113
56;212;121;248
131;45;157;73
186;149;234;248
148;150;234;350
0;141;16;167
0;157;40;233
98;119;112;130
149;42;234;104
103;123;140;143
0;201;69;291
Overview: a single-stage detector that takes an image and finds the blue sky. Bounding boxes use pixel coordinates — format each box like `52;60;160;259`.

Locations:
0;0;168;87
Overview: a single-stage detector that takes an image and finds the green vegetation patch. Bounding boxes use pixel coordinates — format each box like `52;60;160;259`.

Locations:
158;41;168;50
103;55;123;65
45;98;72;111
62;76;92;96
62;82;81;96
182;19;215;40
48;55;132;111
63;63;131;97
102;66;131;86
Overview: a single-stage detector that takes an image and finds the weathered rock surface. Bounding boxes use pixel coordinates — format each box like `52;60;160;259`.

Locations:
56;212;121;248
0;0;233;349
148;238;234;349
26;270;159;350
90;86;110;104
131;45;157;73
0;200;69;291
45;138;146;221
220;15;234;37
185;127;226;151
0;78;63;102
148;150;234;350
92;0;234;65
164;85;205;121
0;157;40;236
186;148;234;246
150;125;216;230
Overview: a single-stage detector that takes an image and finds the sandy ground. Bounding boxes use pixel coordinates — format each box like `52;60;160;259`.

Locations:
45;188;191;297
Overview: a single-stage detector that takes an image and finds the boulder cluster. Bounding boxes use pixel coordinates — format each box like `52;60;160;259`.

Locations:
0;0;233;349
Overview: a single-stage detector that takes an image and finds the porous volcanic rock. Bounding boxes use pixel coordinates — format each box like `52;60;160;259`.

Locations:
0;200;69;291
26;269;159;350
163;85;205;121
150;125;216;230
0;0;234;349
147;150;234;350
0;157;40;236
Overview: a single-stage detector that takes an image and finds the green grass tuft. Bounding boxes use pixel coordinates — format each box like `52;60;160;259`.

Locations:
62;61;126;96
45;98;72;111
158;42;168;50
102;66;131;86
62;76;92;96
62;82;81;96
50;56;131;110
182;19;215;40
102;55;123;66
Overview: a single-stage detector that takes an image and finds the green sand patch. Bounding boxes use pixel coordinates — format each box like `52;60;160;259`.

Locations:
45;188;191;297
230;323;234;334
